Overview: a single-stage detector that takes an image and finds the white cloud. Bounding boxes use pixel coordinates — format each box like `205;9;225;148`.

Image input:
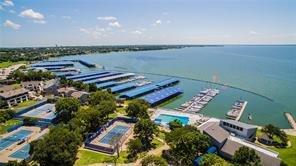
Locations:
249;30;261;35
153;19;162;26
131;30;142;35
97;16;117;21
4;20;21;30
80;27;106;39
19;9;45;20
109;21;121;28
33;20;46;24
62;16;72;20
2;0;13;7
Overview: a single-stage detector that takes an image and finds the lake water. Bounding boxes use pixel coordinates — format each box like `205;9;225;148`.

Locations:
52;45;296;128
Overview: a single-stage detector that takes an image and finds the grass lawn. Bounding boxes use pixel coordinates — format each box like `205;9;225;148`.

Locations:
116;106;126;115
0;61;26;68
75;149;129;166
270;135;296;166
12;100;38;112
0;119;22;134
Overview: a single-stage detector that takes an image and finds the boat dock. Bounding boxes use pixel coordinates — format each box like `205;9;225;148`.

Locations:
226;100;248;121
176;89;219;113
284;112;296;129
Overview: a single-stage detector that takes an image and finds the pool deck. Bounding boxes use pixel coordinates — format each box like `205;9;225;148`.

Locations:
89;121;133;149
150;108;210;126
0;126;49;163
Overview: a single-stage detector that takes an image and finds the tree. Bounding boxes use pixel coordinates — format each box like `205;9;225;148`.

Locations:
88;83;97;92
262;124;288;146
22;117;38;126
30;126;82;166
168;119;183;130
164;126;210;166
126;99;149;119
55;97;80;122
89;91;115;106
5;160;28;166
0;98;6;108
141;155;167;166
199;154;228;166
96;100;116;121
232;146;261;166
134;119;158;149
127;138;143;161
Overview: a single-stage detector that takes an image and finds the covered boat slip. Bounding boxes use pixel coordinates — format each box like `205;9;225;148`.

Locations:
83;73;135;84
142;87;183;106
74;72;122;82
31;61;74;68
96;81;118;89
110;82;137;93
120;78;180;99
66;71;109;80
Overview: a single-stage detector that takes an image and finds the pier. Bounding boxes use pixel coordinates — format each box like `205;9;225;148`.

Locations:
284;112;296;129
111;69;274;102
235;101;248;121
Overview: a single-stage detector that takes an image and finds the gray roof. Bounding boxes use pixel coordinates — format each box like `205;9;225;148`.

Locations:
221;119;257;129
220;138;281;166
0;88;29;99
203;122;230;143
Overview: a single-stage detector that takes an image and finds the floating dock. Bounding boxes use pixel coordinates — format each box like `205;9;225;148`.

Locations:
120;78;179;99
284;112;296;129
142;87;183;106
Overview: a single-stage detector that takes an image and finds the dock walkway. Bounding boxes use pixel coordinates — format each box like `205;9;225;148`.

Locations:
284;112;296;129
235;101;248;121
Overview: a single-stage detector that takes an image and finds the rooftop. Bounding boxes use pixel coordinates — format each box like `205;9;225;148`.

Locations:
203;122;230;143
221;119;257;129
0;88;29;99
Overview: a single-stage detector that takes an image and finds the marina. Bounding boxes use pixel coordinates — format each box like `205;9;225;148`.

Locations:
176;89;219;113
226;100;248;121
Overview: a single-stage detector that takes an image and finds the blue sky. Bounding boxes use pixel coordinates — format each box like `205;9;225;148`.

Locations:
0;0;295;47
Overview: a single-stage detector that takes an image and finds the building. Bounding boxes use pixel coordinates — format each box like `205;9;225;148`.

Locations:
21;79;59;95
70;91;89;103
258;134;274;145
220;136;281;166
57;87;76;97
200;121;230;149
0;88;29;107
220;119;257;141
21;81;44;93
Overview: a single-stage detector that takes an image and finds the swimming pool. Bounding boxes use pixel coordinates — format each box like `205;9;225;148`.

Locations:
155;114;189;126
99;125;129;145
0;130;32;151
9;144;30;159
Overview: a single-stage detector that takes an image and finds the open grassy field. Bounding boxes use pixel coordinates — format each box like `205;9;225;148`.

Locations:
12;100;38;112
0;119;22;134
75;149;129;166
0;61;26;68
271;135;296;166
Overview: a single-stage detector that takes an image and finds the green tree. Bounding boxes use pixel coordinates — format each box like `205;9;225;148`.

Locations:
89;91;115;106
134;119;158;149
0;98;6;108
199;154;228;166
96;100;116;121
55;97;80;122
127;138;143;161
141;155;167;166
30;126;82;166
22;117;38;126
164;126;210;166
125;99;149;119
5;160;28;166
262;124;288;146
168;119;183;130
88;83;97;92
232;146;261;166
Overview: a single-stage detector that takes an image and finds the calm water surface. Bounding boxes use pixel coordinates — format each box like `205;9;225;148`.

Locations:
53;46;296;128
